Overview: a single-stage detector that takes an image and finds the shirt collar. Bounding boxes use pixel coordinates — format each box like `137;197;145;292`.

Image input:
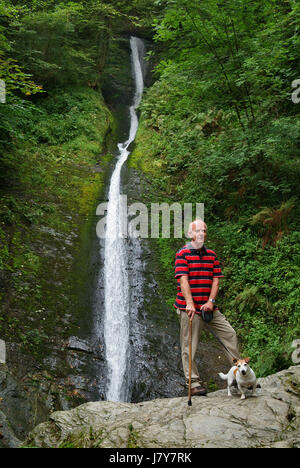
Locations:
186;242;207;255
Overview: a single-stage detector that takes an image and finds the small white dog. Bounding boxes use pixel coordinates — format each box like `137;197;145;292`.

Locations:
219;358;257;400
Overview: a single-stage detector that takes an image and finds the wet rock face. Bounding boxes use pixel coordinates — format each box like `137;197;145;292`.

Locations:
0;363;50;448
26;366;300;448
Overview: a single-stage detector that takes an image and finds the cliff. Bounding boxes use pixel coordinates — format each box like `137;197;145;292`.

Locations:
25;365;299;448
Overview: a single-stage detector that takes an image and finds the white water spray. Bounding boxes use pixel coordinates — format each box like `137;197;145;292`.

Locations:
103;37;145;402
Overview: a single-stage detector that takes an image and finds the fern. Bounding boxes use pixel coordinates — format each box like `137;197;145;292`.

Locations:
250;197;297;248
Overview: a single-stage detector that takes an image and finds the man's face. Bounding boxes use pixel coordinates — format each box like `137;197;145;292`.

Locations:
190;221;207;246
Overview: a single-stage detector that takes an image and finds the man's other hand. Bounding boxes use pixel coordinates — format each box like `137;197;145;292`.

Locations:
200;301;214;312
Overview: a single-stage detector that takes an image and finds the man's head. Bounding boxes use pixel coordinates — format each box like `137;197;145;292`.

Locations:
188;219;207;248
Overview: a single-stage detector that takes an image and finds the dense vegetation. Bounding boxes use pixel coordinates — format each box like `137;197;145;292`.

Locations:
0;0;299;381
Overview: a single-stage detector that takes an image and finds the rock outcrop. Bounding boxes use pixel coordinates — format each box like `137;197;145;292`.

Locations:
0;363;50;448
27;365;299;448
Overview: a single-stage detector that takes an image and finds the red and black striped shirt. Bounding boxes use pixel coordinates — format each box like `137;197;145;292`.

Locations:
173;243;224;312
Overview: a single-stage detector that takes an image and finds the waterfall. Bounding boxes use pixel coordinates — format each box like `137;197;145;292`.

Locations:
103;37;145;402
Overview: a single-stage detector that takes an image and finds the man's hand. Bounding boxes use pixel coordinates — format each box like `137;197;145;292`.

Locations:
200;301;214;312
186;301;196;321
180;276;196;321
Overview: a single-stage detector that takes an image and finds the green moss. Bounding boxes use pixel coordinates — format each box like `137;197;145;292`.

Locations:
57;427;105;448
129;121;164;176
208;378;218;392
127;424;141;448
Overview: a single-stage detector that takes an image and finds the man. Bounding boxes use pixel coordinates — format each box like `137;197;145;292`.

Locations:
174;219;239;396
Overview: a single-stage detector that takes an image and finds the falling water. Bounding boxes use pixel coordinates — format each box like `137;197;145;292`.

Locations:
103;37;145;402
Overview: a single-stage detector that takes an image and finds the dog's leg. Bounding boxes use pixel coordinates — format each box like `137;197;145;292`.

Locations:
238;383;246;400
227;377;234;397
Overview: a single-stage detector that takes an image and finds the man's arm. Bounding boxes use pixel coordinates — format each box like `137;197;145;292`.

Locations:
180;275;196;320
180;276;220;319
209;277;220;302
201;277;220;312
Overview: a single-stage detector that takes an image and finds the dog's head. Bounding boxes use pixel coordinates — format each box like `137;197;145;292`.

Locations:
233;357;250;376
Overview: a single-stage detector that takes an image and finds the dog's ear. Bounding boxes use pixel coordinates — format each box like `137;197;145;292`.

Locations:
232;358;238;364
244;357;251;364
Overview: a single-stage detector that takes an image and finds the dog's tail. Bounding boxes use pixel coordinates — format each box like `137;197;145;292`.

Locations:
218;372;228;380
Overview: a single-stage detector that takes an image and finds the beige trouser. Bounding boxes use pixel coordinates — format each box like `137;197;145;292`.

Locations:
178;309;240;389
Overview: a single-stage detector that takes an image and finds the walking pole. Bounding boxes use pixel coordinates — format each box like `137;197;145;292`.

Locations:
188;318;192;406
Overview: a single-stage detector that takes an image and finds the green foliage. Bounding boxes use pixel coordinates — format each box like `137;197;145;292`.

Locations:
7;4;102;87
250;197;297;248
127;424;141;448
215;225;300;377
138;74;300;214
0;0;156;154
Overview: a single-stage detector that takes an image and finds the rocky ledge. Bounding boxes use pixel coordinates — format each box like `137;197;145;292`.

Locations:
26;366;299;448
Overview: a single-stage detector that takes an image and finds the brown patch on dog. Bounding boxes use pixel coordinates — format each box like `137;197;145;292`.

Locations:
235;358;250;366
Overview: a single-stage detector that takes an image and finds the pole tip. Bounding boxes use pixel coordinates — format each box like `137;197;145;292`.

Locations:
188;400;192;406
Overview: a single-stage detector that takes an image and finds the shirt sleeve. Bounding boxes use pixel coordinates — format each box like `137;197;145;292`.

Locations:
175;250;189;278
213;256;224;278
